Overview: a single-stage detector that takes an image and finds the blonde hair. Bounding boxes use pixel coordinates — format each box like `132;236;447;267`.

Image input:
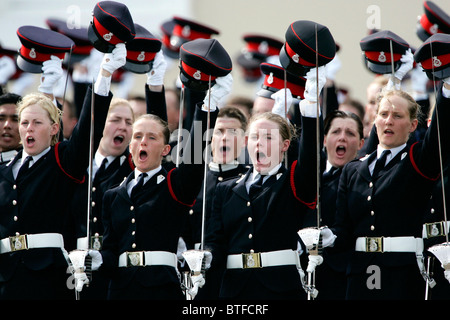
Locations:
108;98;135;123
18;93;61;145
377;89;421;121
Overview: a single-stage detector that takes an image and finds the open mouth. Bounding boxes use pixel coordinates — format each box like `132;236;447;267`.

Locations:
139;150;148;161
113;135;124;145
220;145;230;153
256;151;266;163
25;136;35;147
384;129;394;136
336;145;346;157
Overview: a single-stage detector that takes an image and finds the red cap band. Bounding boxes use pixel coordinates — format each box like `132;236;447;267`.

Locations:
181;61;217;81
420;53;450;70
246;41;280;56
20;46;65;62
285;42;316;67
365;51;402;63
420;14;443;35
73;45;93;56
93;16;122;45
173;24;213;40
263;72;304;98
127;50;156;63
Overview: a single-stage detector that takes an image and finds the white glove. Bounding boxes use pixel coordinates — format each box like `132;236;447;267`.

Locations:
74;271;90;292
320;226;337;248
303;66;326;102
88;249;103;271
100;43;127;75
147;50;167;86
203;250;212;270
203;73;233;111
0;55;16;85
394;48;414;81
38;55;63;94
188;274;206;299
410;64;429;99
271;88;292;119
444;269;450;284
441;77;450;99
306;254;323;273
325;54;341;81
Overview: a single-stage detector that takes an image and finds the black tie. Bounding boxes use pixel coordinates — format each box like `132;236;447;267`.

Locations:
131;173;148;200
94;158;108;184
372;150;390;179
249;174;265;199
16;156;33;181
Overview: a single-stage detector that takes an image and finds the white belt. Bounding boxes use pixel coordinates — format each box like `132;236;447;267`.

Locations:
422;221;450;239
355;236;423;253
227;249;300;269
118;251;178;268
0;233;64;254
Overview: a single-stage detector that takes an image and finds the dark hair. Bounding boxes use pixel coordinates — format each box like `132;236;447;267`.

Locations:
339;98;365;120
324;110;364;139
0;92;22;106
248;112;296;141
217;106;248;131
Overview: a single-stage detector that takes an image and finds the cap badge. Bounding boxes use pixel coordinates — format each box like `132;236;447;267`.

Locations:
182;25;191;38
103;32;113;42
194;70;202;80
433;56;442;68
292;53;299;64
137;51;146;62
430;24;438;34
267;72;274;84
258;41;269;54
378;51;386;63
29;48;36;59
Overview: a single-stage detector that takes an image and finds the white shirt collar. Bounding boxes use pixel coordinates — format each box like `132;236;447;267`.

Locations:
376;143;406;164
135;165;162;183
22;147;51;166
251;163;282;183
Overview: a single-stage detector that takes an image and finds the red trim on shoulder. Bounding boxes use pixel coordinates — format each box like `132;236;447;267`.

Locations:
289;160;317;209
167;168;196;207
54;142;85;184
127;153;135;170
409;142;440;181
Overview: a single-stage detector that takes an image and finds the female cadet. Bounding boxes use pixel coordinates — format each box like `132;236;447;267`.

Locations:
204;68;324;299
323;78;450;300
187;106;249;300
303;110;364;299
87;76;230;300
65;49;170;300
0;43;124;299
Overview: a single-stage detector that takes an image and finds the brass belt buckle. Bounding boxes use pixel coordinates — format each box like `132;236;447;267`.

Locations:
425;222;444;238
126;251;144;267
9;234;27;251
242;252;261;268
366;237;383;253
